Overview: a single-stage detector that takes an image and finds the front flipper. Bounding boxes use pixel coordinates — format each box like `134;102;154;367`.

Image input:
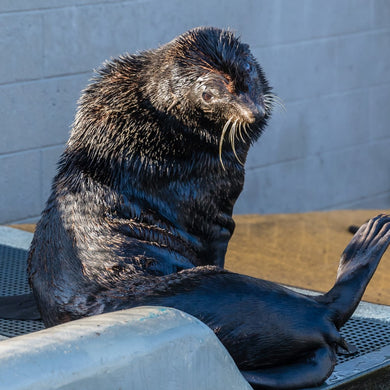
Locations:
0;293;41;320
241;345;336;390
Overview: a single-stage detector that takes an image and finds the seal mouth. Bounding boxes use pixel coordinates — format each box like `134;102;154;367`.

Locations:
238;93;284;123
218;93;284;170
239;103;265;124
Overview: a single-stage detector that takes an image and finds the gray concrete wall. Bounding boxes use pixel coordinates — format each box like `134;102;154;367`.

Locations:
0;0;389;223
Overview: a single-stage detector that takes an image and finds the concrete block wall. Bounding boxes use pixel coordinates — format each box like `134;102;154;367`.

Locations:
1;0;389;223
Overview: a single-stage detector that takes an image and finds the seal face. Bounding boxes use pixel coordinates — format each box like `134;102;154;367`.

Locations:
27;27;390;390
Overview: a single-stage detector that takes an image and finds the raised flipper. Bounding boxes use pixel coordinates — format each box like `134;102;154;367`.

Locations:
241;345;336;390
318;214;390;329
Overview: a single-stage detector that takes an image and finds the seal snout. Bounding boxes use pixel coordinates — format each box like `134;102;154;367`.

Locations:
237;93;266;123
254;102;266;119
242;105;265;124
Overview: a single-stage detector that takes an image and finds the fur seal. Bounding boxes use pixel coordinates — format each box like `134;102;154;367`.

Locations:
26;27;390;389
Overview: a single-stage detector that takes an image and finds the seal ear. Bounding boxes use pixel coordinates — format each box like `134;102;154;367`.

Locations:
166;79;179;112
241;43;250;52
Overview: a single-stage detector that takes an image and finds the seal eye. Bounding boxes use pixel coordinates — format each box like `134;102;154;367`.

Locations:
202;92;213;103
243;62;252;73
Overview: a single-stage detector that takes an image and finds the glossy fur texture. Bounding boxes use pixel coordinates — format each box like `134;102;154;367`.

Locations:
28;27;390;389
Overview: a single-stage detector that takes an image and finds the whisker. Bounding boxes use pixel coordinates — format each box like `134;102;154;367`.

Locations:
263;93;286;112
264;99;286;112
229;119;237;149
243;122;249;138
264;93;282;104
263;102;272;113
229;119;236;156
238;122;245;142
264;93;280;100
265;97;285;107
276;101;286;112
230;119;244;166
219;117;233;170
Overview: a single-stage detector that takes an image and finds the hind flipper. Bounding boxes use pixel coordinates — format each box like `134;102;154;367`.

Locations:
241;345;336;390
0;293;41;320
339;214;390;272
322;214;390;328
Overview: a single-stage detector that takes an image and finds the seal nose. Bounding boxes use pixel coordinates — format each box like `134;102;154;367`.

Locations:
238;93;265;123
254;103;266;118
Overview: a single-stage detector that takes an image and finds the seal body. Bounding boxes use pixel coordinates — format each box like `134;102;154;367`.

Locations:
28;27;269;324
28;27;390;389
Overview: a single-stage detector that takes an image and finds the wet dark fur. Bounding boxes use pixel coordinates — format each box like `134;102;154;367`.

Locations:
27;28;390;389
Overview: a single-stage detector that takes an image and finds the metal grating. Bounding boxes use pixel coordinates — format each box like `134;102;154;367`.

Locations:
0;245;33;296
338;317;390;364
0;242;390;371
0;318;44;338
0;244;45;337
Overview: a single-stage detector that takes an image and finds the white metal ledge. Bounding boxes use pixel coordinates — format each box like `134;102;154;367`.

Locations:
0;306;251;390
